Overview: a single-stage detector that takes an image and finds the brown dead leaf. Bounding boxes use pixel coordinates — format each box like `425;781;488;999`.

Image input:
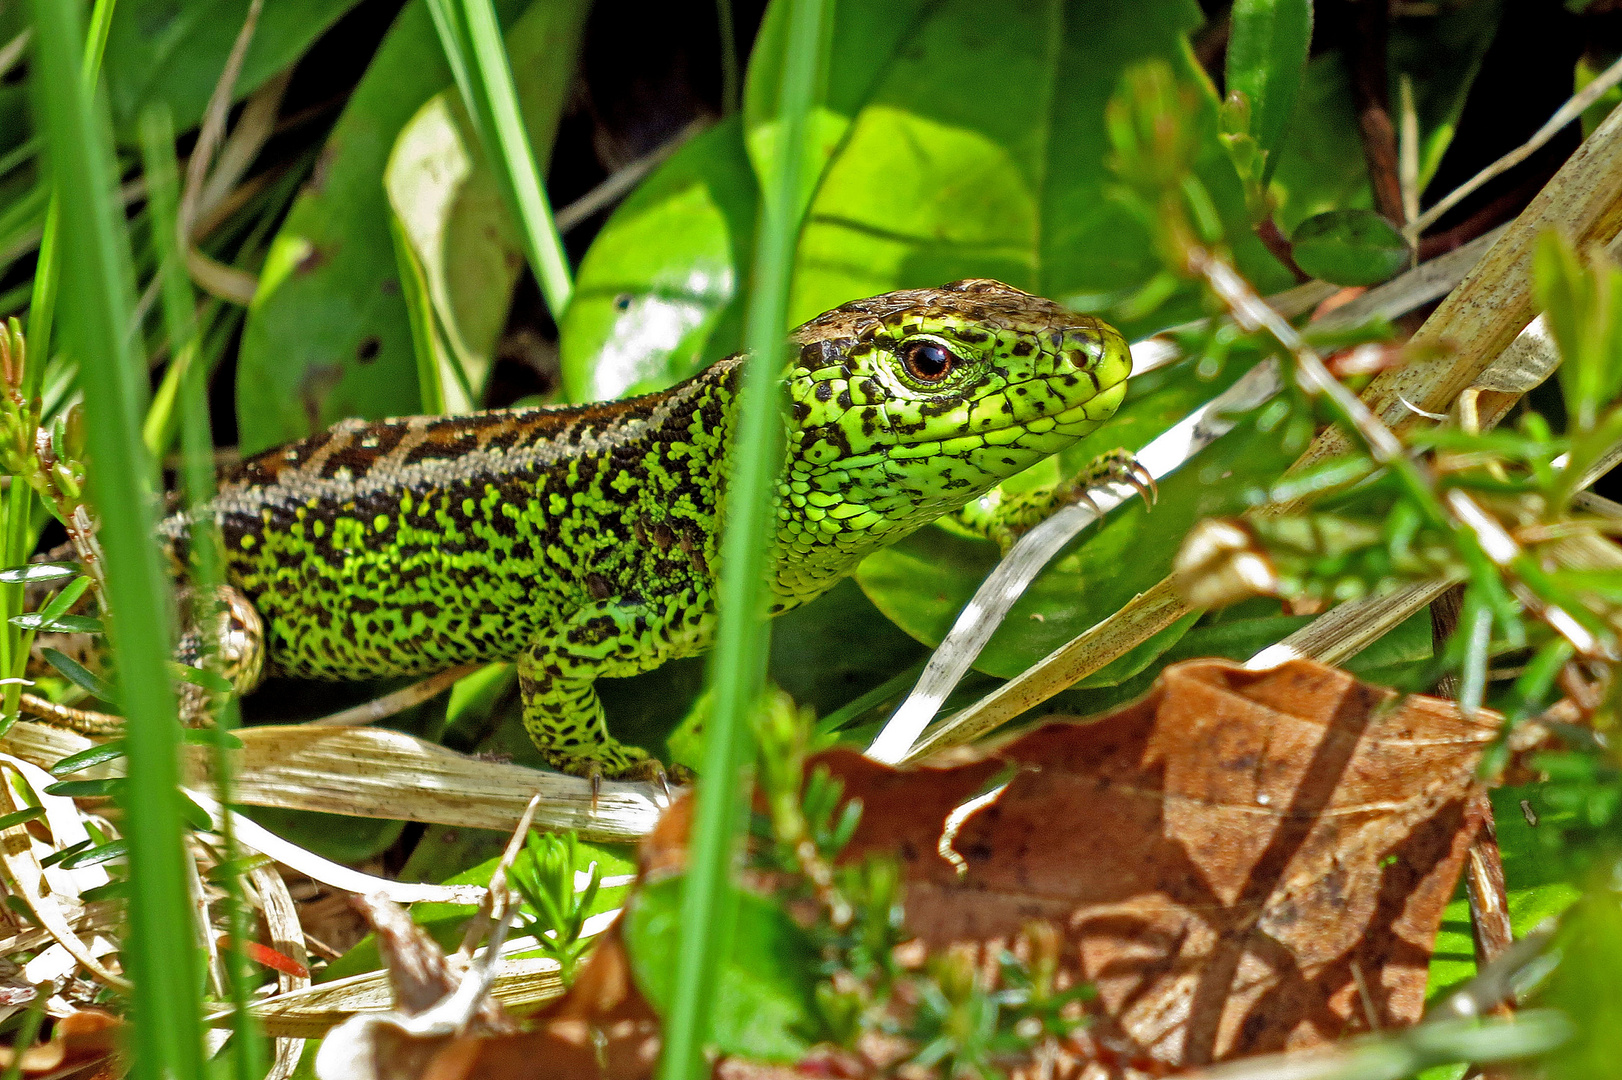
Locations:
315;895;519;1080
821;658;1496;1071
0;1008;122;1077
319;657;1495;1080
423;925;662;1080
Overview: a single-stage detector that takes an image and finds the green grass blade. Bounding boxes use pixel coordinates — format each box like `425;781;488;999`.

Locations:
5;0;120;732
656;0;829;1076
137;102;266;1078
81;0;118;89
23;198;58;387
423;0;477;128
429;0;575;321
25;0;116;392
716;0;740;116
27;2;203;1078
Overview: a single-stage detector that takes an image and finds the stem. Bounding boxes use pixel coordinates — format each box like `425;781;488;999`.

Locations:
716;0;740;116
656;0;828;1075
1348;0;1405;226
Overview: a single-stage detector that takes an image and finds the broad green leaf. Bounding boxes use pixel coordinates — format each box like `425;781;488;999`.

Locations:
625;878;816;1062
442;661;517;738
102;0;361;137
240;806;406;867
558;118;758;402
743;0;938;222
385;0;591;411
776;0;1290;337
768;577;929;711
235;0;531;453
0;562;77;585
10;612;101;634
563;0;1291;401
1291;208;1411;286
1225;0;1313;182
664;579;931;771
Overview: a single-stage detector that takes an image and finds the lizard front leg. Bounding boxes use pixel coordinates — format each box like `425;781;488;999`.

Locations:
517;599;689;780
947;448;1155;554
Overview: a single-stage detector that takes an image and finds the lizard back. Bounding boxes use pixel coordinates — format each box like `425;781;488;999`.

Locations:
164;358;741;680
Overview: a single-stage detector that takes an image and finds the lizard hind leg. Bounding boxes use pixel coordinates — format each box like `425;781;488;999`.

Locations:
517;601;675;781
174;584;266;725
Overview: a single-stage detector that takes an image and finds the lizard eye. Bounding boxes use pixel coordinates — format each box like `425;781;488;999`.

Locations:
899;340;959;383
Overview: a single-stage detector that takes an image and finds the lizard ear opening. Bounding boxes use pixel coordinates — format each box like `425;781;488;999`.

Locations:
899;339;959;383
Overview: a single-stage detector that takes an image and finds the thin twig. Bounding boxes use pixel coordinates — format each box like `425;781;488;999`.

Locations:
0;30;31;81
195;71;290;228
18;692;121;736
553;118;709;234
178;0;266;305
1407;50;1622;240
1398;74;1420;225
304;664;480;728
455;792;543;963
1349;0;1405;225
1197;251;1612;661
867;232;1501;763
1464;792;1515;972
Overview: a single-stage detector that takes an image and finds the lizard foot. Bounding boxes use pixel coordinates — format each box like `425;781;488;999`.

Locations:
1060;448;1157;512
544;744;686;785
568;756;690;811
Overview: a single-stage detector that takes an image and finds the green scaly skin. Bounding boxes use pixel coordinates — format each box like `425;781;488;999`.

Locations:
158;279;1132;778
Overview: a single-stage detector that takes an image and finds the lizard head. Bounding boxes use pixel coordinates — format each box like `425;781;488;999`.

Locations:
779;279;1131;552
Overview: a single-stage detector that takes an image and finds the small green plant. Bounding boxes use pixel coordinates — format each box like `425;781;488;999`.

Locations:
904;928;1093;1080
747;688;1096;1072
509;829;602;986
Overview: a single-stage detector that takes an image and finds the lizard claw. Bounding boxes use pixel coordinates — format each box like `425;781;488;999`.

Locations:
1125;461;1158;510
1087;449;1155;511
1065;449;1155;514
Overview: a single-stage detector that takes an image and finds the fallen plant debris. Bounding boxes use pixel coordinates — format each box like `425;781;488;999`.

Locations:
0;1007;122;1077
315;658;1508;1078
316;899;659;1080
313;893;522;1080
824;658;1497;1070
